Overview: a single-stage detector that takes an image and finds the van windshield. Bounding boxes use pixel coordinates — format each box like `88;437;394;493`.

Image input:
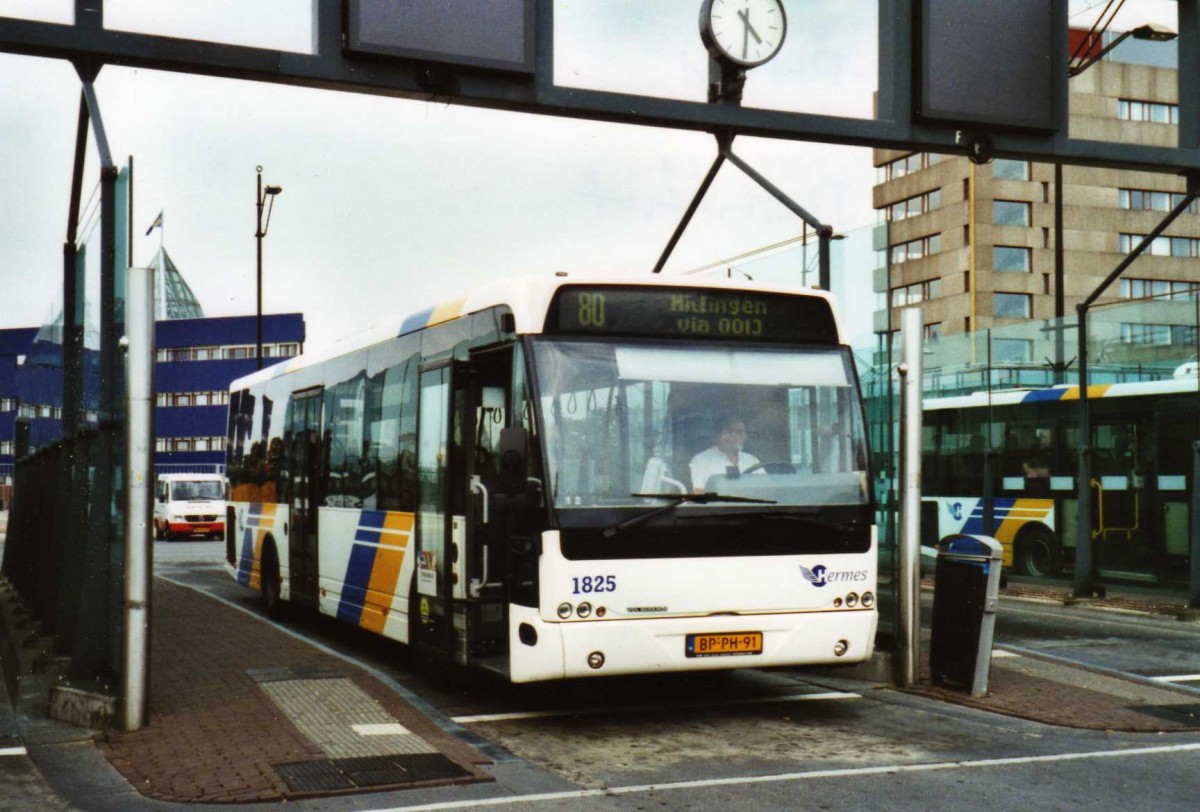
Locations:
172;481;224;501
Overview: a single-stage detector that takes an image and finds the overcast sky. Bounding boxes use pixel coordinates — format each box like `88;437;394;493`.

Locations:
0;0;1181;354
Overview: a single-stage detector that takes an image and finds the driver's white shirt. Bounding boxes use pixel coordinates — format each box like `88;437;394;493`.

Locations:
689;447;761;492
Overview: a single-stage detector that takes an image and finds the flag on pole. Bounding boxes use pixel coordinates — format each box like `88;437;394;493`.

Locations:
145;210;163;236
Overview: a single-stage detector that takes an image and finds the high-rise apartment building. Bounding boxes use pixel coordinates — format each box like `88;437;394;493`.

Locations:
873;30;1197;368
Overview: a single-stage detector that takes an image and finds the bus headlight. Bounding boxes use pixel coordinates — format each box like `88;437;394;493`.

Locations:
861;591;875;608
833;640;849;657
576;602;592;618
587;651;605;670
845;592;859;608
557;602;572;619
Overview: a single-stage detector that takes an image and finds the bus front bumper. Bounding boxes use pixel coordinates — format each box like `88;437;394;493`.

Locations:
507;605;878;683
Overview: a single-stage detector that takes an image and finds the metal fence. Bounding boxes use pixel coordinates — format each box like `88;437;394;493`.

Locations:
1;427;122;681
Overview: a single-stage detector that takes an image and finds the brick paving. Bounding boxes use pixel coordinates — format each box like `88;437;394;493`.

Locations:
99;580;491;803
903;577;1200;732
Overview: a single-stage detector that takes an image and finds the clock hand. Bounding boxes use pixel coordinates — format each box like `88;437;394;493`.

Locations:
737;8;764;45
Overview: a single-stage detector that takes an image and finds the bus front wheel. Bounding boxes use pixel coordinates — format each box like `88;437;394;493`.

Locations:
1016;528;1061;578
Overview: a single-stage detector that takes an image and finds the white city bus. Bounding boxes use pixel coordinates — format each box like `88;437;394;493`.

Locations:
224;274;877;682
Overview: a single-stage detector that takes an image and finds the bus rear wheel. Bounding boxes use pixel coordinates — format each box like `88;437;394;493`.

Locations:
1016;528;1061;578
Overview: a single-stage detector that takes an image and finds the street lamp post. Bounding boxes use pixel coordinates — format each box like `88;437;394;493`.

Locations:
255;166;282;371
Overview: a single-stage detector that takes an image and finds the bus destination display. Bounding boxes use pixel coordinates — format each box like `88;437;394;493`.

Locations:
550;286;837;343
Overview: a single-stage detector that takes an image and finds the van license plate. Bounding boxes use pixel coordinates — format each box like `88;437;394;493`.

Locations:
686;632;763;658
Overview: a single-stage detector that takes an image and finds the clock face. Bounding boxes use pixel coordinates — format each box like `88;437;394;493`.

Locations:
701;0;788;68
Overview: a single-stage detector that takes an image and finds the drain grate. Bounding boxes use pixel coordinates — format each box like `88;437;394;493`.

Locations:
273;760;354;792
332;756;414;787
274;754;470;793
395;752;473;782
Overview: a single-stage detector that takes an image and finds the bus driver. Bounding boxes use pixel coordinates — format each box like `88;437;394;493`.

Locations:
690;414;761;492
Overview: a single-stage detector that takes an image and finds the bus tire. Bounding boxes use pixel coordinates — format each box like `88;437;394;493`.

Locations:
1016;527;1061;578
261;541;285;620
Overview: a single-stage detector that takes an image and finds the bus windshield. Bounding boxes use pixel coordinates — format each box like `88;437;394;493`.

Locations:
531;338;870;515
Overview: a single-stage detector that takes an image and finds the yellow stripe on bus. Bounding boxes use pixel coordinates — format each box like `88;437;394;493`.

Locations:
360;511;415;634
248;503;278;591
1059;384;1112;401
427;297;466;327
994;499;1053;545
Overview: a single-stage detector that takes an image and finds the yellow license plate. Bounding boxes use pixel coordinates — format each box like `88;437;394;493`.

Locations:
686;632;763;658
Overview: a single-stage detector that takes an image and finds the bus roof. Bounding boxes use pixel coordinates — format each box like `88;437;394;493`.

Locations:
230;272;843;390
925;376;1199;410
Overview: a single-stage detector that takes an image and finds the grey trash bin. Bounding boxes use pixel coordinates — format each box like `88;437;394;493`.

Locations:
929;534;1003;696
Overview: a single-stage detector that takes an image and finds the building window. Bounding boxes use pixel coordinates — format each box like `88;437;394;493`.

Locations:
1119;99;1179;124
891;279;942;308
994;293;1032;319
877;153;945;183
0;440;13;455
886;189;942;221
993;200;1031;227
993;246;1032;272
0;398;16;412
993;159;1030;181
1120;278;1198;300
890;234;942;265
1120;323;1197;346
1119;189;1200;214
993;338;1033;363
924;323;942;341
1119;234;1200;258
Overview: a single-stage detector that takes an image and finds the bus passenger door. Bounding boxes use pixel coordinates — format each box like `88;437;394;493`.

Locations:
412;352;514;667
413;364;455;656
287;387;323;608
1092;419;1146;576
461;349;514;666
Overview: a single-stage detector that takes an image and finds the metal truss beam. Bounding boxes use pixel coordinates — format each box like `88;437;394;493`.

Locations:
0;1;1198;174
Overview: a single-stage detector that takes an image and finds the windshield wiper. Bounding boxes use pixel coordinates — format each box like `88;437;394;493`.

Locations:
737;510;866;533
603;492;776;538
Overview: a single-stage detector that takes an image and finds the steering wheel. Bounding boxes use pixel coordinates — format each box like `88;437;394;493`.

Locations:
742;461;797;475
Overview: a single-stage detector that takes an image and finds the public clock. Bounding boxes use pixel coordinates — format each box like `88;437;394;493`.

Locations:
700;0;788;68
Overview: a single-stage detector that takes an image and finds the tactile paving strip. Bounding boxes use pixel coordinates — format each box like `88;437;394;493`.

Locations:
257;677;439;759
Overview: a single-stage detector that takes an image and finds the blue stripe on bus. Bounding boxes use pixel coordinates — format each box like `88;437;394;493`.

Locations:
961;499;1017;534
336;510;388;623
1021;388;1069;403
237;525;255;586
399;308;434;336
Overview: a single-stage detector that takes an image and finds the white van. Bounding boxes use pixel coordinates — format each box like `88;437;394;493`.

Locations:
154;473;228;540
